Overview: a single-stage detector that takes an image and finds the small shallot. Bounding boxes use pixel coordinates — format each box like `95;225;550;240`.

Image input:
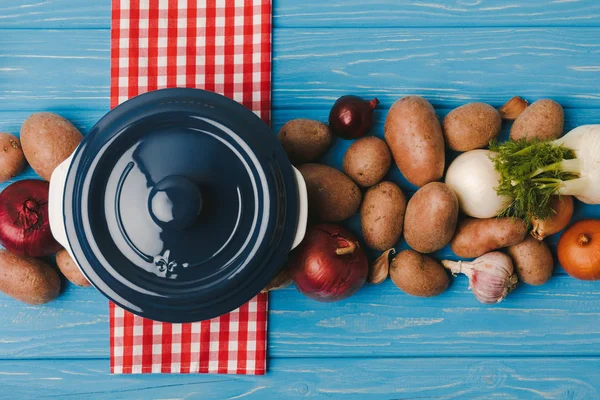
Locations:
498;96;528;120
329;95;379;139
442;252;518;304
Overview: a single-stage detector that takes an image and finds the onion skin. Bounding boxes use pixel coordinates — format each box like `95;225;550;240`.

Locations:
558;219;600;281
0;179;61;257
531;195;574;240
329;95;379;139
289;223;368;302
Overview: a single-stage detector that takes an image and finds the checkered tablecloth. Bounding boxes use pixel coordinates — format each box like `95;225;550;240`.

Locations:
109;0;271;375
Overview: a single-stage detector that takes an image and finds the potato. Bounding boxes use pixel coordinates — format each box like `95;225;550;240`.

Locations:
507;237;554;286
56;249;91;287
0;132;26;183
298;163;361;222
390;249;449;297
0;249;60;304
361;181;406;251
343;137;391;187
278;119;333;165
450;217;528;258
442;102;502;151
510;99;564;141
20;112;83;181
404;182;458;253
384;96;445;187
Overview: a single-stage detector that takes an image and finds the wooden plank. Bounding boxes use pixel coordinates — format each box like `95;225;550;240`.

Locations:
3;28;600;110
0;1;110;29
271;27;600;110
1;357;599;399
0;30;111;111
0;275;598;359
274;0;600;28
1;0;600;29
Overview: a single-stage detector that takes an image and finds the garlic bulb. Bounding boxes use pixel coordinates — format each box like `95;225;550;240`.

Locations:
442;252;518;304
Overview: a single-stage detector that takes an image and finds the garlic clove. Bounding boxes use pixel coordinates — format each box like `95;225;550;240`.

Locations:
368;248;394;284
499;96;528;120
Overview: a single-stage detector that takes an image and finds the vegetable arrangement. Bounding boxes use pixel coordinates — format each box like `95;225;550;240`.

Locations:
1;95;599;308
274;94;600;304
0;113;89;305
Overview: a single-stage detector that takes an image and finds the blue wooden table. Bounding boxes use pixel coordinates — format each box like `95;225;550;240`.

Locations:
1;1;600;399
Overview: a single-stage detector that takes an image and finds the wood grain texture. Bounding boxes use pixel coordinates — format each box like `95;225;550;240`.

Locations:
0;275;599;359
274;0;600;28
0;357;598;399
4;28;600;110
272;27;600;109
0;1;110;28
1;0;600;28
0;30;110;111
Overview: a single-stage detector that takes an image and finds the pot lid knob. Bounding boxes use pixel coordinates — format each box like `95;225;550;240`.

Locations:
148;175;202;230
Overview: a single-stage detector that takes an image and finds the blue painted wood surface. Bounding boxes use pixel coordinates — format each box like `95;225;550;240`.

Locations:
1;1;600;399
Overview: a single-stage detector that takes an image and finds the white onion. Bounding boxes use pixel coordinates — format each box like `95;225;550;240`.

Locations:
444;149;509;218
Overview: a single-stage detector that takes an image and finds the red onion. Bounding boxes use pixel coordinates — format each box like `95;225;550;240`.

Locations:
289;223;368;302
0;179;61;257
328;95;379;139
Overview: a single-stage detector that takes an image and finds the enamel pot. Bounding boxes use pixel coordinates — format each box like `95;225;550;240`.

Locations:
48;88;307;323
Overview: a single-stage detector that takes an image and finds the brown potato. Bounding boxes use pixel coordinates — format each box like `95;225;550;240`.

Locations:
384;96;445;187
390;249;449;297
277;119;333;165
20;112;83;181
507;237;554;286
298;163;361;222
442;102;502;151
0;132;26;183
510;99;564;141
361;181;406;251
343;137;391;187
0;249;60;304
56;249;91;287
450;217;528;258
404;182;459;253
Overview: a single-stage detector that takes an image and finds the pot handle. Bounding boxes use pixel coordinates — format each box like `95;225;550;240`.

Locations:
291;167;308;250
49;152;75;253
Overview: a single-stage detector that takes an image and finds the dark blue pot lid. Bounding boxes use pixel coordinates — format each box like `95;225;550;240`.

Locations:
63;88;299;323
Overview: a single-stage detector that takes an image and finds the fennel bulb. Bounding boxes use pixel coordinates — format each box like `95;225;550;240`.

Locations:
445;150;510;218
489;124;600;221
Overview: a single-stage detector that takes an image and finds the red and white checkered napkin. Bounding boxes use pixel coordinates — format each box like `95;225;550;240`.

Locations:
109;0;271;375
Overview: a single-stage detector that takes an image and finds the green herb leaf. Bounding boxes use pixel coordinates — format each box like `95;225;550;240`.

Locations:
489;138;577;221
